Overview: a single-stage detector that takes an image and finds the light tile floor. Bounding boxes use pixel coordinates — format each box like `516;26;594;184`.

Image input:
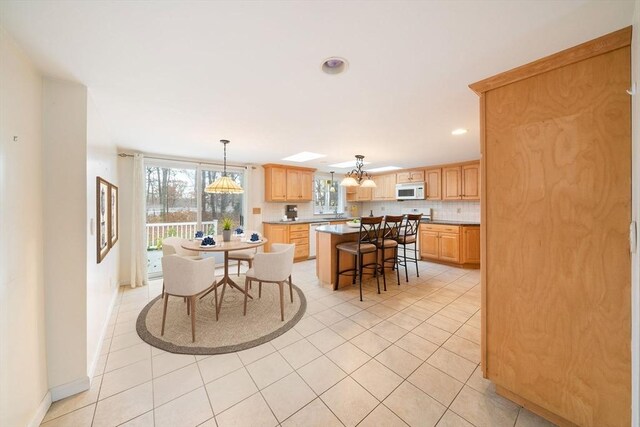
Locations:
41;260;556;427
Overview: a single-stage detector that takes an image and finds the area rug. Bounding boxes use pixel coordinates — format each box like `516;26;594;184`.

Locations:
136;275;306;354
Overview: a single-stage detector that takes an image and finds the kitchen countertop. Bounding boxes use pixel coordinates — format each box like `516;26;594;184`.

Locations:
263;217;350;225
422;219;480;226
315;224;360;235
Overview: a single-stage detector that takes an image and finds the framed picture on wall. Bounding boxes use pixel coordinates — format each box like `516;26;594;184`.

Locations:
96;177;110;263
108;183;118;248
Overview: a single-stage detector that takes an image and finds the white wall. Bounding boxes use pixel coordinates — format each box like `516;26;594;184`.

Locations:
118;155;133;285
86;96;119;377
0;28;49;427
42;78;89;397
631;1;639;426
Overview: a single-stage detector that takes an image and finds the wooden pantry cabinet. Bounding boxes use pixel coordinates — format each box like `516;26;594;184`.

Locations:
470;27;631;427
263;164;315;202
263;223;309;261
442;161;480;201
425;168;441;200
419;224;479;267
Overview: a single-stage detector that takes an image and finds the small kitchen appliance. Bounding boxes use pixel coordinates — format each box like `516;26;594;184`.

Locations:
285;205;298;221
395;182;426;200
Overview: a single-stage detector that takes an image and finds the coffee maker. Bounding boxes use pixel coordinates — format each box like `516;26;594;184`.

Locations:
285;205;298;221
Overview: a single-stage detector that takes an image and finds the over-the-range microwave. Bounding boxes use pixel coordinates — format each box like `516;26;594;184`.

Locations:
395;182;425;200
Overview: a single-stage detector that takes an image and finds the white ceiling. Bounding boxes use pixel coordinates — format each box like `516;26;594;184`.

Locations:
0;0;634;172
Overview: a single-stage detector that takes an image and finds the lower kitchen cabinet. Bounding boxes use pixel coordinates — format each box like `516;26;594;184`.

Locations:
263;223;310;261
419;223;479;267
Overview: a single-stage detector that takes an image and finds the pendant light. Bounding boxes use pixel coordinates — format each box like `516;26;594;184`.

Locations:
329;171;336;192
204;140;244;194
339;155;376;188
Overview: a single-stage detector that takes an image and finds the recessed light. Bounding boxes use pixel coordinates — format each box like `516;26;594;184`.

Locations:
329;159;371;168
281;152;326;162
451;128;468;135
367;166;402;173
321;57;348;75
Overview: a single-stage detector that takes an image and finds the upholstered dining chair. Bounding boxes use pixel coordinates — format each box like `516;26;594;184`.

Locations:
161;255;217;342
242;243;295;321
229;248;256;277
161;237;201;297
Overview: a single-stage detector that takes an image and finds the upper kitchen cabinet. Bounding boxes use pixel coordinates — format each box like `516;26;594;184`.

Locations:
263;164;315;202
425;168;441;200
347;185;372;202
396;170;424;184
372;174;397;201
442;161;480;201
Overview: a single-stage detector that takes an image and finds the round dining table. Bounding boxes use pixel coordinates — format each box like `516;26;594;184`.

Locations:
182;236;268;314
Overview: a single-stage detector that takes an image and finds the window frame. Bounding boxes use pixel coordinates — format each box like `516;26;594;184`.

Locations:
313;173;345;215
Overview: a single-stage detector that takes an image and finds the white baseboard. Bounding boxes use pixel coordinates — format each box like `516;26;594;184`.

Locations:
88;284;120;379
27;391;51;427
50;375;90;402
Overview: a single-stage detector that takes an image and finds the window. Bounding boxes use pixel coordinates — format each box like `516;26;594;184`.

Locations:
314;174;344;214
200;168;245;233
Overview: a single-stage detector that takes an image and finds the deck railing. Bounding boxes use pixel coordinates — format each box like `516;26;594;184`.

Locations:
146;221;218;249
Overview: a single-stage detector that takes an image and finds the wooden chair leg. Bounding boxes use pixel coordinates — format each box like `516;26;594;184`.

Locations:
289;275;293;303
279;282;284;321
259;281;262;298
213;281;219;321
162;281;164;298
191;296;196;342
243;277;250;316
161;294;169;336
249;260;253;289
187;297;190;316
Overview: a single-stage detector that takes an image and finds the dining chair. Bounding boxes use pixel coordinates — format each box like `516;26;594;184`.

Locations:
396;213;422;282
335;216;383;301
242;243;295;321
229;248;257;277
161;255;217;342
378;215;403;288
162;237;202;297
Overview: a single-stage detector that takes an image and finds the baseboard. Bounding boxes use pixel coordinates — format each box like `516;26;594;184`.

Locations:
88;284;120;379
27;391;51;427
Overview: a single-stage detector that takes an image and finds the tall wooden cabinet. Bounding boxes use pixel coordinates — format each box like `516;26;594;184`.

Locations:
442;161;480;201
469;27;631;427
263;164;315;202
425;168;441;200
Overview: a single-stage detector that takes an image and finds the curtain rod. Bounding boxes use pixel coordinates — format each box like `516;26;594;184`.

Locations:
117;152;247;169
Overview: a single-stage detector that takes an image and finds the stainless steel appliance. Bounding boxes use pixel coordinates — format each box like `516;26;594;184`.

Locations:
395;182;425;200
309;222;330;258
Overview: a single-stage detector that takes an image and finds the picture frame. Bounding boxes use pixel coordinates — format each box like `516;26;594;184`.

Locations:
108;183;119;248
96;177;110;263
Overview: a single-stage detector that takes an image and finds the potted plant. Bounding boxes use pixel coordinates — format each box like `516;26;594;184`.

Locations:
221;217;233;242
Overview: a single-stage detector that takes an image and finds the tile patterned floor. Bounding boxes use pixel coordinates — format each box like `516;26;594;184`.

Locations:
40;260;556;427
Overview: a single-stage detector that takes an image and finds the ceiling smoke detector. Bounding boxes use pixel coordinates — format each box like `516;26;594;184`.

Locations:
321;57;348;75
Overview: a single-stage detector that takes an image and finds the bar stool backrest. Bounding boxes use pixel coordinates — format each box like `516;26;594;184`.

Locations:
401;214;423;238
382;215;404;243
358;216;383;249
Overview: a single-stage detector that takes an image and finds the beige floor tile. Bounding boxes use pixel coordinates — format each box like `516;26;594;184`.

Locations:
281;398;342;427
294;316;326;337
42;376;102;422
358;404;409;427
105;343;151;373
153;363;203;407
40;404;95;427
330;318;367;340
270;328;304;350
326;341;371;374
387;312;423;330
515;408;557;427
119;411;154;427
152;352;196;377
236;342;277;365
450;386;520;427
246;351;294;389
408;363;463;406
426;314;464;333
305;299;330;315
279;338;322;369
436;410;474;427
197;418;217;427
109;331;145;352
427;348;476;383
216;392;278;427
333;301;363;317
262;372;316;422
395;332;439;361
296;355;347;394
455;324;481;345
100;359;152;400
313;308;346;326
438;306;473;323
205;368;258;415
380;298;412;311
198;352;243;384
370;320;409;342
307;328;346;353
352;359;403;401
384;381;446;427
412;322;452;346
321;377;378;427
366;303;398;319
375;345;422;378
442;335;481;364
154;387;213;427
94;355;108;376
465;365;494;395
351;330;392;357
93;382;154;427
350;309;384;328
400;305;434;321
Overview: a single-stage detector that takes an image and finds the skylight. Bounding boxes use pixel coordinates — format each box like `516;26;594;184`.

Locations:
281;152;326;162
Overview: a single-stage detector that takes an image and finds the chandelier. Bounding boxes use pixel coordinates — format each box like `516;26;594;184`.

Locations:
339;155;376;188
204;140;244;194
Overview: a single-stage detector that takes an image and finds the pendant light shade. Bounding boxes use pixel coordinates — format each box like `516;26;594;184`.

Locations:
205;140;244;194
339;155;377;188
329;171;336;192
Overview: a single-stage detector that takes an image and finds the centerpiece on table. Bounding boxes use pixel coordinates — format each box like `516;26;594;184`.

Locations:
221;217;234;242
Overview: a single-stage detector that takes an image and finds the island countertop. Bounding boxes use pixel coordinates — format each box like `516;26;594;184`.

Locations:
315;224;360;235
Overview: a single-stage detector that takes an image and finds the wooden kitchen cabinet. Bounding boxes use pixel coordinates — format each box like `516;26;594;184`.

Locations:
262;222;309;261
420;224;478;267
425;168;441;200
461;226;480;264
396;170;424;184
263;164;315;202
419;229;439;259
354;186;372;201
372;174;396;201
442;161;480;201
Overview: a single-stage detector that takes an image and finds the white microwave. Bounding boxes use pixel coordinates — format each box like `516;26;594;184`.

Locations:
396;182;425;200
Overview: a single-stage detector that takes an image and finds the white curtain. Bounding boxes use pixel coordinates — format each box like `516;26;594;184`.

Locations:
130;153;148;288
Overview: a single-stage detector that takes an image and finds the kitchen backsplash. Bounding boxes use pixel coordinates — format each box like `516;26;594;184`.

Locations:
360;200;480;222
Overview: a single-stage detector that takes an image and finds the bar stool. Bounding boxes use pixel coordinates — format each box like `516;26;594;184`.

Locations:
377;215;403;289
335;216;383;301
396;213;422;282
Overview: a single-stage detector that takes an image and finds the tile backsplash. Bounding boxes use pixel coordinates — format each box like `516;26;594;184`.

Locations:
360;200;480;222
